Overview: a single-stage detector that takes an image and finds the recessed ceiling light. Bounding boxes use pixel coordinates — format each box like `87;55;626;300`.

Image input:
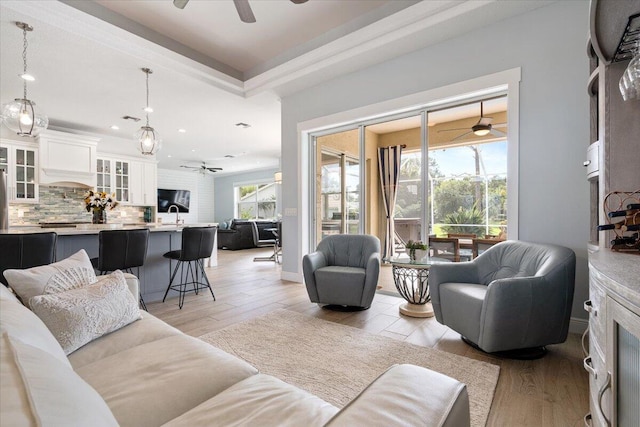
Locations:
167;154;172;158
191;149;196;152
178;128;186;133
19;73;35;81
143;106;153;113
110;125;119;130
235;122;251;128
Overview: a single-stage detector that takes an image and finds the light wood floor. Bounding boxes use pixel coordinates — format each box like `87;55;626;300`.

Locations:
147;247;589;427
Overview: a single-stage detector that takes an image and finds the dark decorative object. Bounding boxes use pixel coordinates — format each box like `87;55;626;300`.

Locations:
92;209;107;225
598;190;640;253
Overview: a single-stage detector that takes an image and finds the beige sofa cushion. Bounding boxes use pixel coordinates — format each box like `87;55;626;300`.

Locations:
30;271;141;355
1;333;118;427
4;249;96;308
69;311;181;369
162;373;338;427
75;334;258;427
325;364;470;427
0;283;21;303
0;299;69;367
1;333;35;426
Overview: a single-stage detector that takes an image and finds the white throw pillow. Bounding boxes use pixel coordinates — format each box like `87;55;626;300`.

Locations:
4;249;97;308
2;333;118;427
29;270;142;355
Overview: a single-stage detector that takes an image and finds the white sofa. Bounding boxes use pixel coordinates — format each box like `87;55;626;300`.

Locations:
0;274;470;426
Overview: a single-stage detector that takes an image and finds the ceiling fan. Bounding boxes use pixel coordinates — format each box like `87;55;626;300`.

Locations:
438;101;507;141
173;0;309;23
180;162;223;174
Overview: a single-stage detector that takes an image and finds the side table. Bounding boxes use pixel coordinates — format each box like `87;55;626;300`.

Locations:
391;258;448;318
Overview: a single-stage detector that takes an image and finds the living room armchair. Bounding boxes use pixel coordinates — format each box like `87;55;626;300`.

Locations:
302;234;380;309
429;240;576;357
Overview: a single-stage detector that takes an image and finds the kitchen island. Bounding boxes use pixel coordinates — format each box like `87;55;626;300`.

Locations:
0;223;218;303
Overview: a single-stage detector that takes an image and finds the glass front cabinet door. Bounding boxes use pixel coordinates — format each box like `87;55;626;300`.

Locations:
0;141;38;202
97;158;130;203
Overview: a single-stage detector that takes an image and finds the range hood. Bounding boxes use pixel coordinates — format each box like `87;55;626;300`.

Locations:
38;130;99;188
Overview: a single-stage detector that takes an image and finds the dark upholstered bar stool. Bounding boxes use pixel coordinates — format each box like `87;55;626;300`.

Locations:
90;228;149;310
0;232;57;286
162;226;217;309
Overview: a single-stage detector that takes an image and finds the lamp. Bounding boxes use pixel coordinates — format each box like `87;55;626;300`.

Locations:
274;171;282;184
1;22;48;138
135;68;161;155
472;124;491;136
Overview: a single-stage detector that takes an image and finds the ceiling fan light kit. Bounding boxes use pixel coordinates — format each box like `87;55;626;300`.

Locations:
438;100;507;141
1;21;49;138
135;67;161;155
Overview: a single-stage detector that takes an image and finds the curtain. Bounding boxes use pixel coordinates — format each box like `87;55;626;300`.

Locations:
377;145;403;261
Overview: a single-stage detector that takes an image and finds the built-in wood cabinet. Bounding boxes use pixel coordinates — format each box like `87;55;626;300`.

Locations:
585;2;640;426
0;139;39;203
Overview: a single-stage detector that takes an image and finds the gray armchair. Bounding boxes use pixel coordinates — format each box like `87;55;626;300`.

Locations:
429;240;575;356
302;234;381;309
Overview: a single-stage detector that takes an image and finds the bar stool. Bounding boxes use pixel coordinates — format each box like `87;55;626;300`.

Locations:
0;232;57;286
162;226;217;309
90;229;149;310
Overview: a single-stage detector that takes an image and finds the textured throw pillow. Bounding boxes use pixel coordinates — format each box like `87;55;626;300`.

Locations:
2;333;118;426
4;249;97;308
29;270;142;355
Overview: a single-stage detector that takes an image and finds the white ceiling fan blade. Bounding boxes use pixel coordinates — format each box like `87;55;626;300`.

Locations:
490;128;507;137
233;0;256;23
492;122;507;128
437;127;469;133
451;131;473;141
173;0;189;9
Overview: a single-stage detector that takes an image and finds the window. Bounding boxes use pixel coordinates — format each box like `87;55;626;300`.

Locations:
235;182;277;219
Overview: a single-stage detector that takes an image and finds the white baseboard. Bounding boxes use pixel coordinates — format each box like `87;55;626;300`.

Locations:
281;271;303;283
569;316;588;334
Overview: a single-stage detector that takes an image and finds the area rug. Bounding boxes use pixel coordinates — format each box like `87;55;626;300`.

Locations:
199;309;499;426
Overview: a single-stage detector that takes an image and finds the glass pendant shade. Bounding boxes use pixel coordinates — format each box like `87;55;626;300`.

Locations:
135;125;161;155
1;98;48;137
135;68;160;155
1;22;48;138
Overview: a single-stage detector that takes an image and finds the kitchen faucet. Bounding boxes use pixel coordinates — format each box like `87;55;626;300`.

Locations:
167;205;180;225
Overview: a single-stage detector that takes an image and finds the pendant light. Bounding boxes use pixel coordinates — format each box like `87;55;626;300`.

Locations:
135;68;161;155
0;22;48;137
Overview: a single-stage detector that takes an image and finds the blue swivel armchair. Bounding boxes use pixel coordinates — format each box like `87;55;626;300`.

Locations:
303;234;381;310
429;240;576;357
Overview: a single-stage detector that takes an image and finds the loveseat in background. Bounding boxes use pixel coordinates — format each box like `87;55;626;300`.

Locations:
217;219;279;250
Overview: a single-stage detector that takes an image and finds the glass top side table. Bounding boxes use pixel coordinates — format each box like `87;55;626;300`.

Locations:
390;257;449;318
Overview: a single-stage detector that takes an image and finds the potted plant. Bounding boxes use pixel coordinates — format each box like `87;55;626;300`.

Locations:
405;240;428;262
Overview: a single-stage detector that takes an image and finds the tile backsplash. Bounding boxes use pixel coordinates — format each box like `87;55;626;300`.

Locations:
9;186;146;225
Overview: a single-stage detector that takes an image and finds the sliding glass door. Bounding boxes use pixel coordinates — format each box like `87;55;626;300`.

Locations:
314;129;361;247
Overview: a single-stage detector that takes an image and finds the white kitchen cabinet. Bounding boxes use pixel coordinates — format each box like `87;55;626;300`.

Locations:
38;130;98;187
129;161;157;206
0;139;39;203
96;156;130;203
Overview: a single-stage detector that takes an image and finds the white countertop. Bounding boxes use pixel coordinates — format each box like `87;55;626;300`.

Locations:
0;223;218;235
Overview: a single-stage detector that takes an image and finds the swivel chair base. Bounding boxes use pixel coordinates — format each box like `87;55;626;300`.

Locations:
461;335;547;360
319;303;370;312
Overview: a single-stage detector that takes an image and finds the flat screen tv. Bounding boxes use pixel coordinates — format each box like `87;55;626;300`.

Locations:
157;189;190;213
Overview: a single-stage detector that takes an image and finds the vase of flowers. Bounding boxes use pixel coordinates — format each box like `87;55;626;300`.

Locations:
84;190;118;224
406;240;428;262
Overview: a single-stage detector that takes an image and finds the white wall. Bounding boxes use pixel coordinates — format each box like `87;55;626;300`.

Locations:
157;168;215;224
213;168;280;223
280;1;590;322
